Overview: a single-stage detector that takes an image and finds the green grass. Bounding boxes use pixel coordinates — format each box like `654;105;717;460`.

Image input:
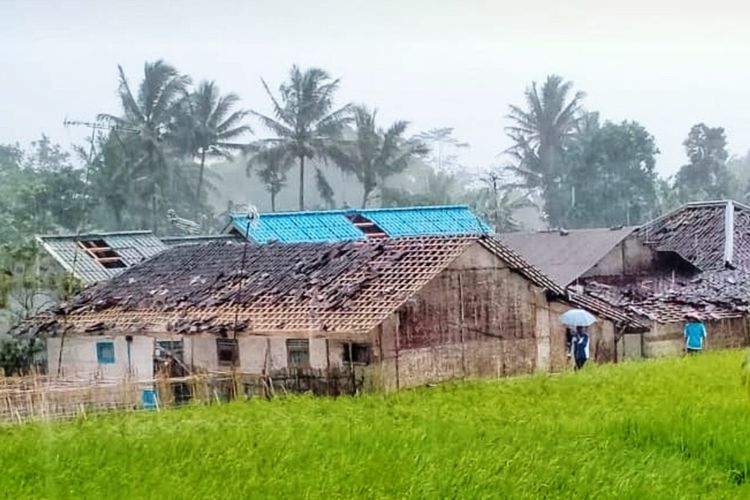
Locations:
2;351;750;499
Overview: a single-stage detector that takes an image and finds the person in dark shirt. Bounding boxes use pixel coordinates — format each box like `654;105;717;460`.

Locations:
565;328;573;360
572;326;590;370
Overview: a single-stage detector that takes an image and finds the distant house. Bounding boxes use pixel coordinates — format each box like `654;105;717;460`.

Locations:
501;201;750;358
498;226;647;287
226;205;493;243
18;235;631;388
37;231;168;285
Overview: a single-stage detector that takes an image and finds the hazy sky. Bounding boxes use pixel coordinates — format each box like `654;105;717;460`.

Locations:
2;0;749;176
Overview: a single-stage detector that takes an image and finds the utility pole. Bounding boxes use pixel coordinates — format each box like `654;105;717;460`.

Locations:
54;118;139;376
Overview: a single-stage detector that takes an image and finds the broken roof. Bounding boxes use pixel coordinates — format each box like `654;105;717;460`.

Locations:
228;205;493;244
637;200;750;271
584;269;750;324
497;226;637;286
37;231;168;284
22;235;563;337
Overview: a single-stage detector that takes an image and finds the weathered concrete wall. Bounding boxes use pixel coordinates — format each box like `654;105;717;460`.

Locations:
47;335;154;380
617;333;644;360
644;317;749;357
582;235;656;279
371;243;555;390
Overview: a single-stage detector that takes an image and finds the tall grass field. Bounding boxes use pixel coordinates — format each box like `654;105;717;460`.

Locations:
2;350;750;499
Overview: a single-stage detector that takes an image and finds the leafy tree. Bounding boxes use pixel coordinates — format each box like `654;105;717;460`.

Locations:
248;146;294;212
381;168;465;207
566;119;659;227
175;81;251;202
413;127;468;173
252;65;352;210
329;106;428;207
0;336;44;376
726;150;750;201
470;171;532;232
674;124;734;202
99;60;191;230
0;138;85;241
505;75;585;227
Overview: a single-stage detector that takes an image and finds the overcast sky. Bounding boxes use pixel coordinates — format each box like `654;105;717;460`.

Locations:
2;0;749;176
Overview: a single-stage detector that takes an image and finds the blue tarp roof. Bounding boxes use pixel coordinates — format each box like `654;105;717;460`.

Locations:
229;205;493;244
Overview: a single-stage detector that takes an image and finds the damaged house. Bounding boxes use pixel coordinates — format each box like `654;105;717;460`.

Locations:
18;234;626;390
500;200;750;357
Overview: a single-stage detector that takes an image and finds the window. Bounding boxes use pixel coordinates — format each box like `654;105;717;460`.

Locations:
156;341;184;361
342;343;371;365
286;339;310;369
96;341;115;364
216;338;239;366
78;239;127;269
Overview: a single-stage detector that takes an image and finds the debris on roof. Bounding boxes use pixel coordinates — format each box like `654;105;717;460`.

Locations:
638;200;750;271
583;269;750;323
18;234;567;338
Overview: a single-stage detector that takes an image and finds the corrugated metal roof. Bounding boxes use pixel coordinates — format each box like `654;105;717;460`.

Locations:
37;231;167;284
497;226;637;286
229;205;493;243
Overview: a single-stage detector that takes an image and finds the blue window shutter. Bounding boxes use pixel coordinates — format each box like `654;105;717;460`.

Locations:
96;341;115;364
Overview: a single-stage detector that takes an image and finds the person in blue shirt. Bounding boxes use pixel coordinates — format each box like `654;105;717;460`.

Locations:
572;326;590;370
684;315;707;354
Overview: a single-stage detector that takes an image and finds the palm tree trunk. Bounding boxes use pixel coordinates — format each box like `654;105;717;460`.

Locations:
197;149;207;203
361;187;370;208
298;155;305;211
271;191;276;212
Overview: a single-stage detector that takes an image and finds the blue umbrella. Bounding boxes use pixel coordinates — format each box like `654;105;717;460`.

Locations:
560;309;597;327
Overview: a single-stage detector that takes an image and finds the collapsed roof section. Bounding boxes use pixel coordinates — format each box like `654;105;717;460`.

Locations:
637;200;750;271
19;235;583;338
36;231;168;285
227;205;494;244
584;269;750;323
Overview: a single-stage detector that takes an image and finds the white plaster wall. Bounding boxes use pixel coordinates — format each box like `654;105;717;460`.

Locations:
185;335;219;371
47;335;154;380
238;336;268;372
309;338;328;369
327;340;346;369
534;304;552;372
268;337;287;370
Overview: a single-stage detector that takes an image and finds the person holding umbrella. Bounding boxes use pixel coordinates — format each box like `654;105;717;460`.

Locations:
560;309;596;370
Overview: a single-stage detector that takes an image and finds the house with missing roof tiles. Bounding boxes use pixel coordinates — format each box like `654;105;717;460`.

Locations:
17;233;629;390
501;200;750;358
36;231;169;285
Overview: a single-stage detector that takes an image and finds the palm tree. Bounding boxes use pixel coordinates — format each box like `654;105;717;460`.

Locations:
505;75;585;226
472;171;533;232
176;81;252;202
329;106;427;207
251;66;352;210
98;60;190;230
248;146;294;212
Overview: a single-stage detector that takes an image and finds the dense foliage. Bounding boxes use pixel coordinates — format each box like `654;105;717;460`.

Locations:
0;351;748;497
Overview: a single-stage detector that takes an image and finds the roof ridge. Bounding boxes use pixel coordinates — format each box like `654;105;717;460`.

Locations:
37;230;155;239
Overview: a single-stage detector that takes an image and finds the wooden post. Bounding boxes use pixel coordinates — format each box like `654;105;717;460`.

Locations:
395;316;400;392
458;274;467;377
